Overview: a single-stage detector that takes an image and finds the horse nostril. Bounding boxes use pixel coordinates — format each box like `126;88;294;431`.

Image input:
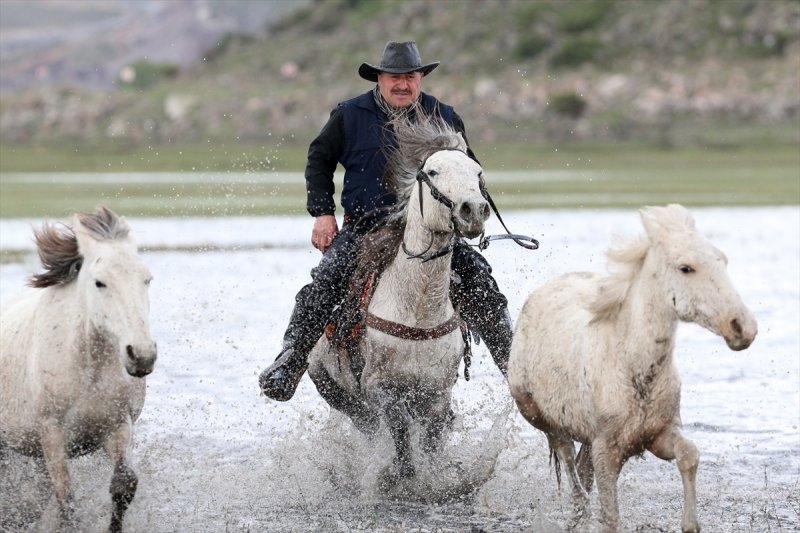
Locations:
126;345;135;360
482;203;490;219
730;318;743;338
460;203;472;218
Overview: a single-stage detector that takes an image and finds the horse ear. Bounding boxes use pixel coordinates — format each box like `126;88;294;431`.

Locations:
72;207;135;254
115;214;133;237
455;132;468;152
73;214;99;255
114;215;137;248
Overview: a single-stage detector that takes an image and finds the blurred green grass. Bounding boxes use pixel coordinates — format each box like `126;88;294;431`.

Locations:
1;142;797;218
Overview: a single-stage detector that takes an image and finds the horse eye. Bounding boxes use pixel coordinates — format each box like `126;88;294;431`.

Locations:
679;265;695;274
428;169;438;178
145;278;152;286
95;280;107;288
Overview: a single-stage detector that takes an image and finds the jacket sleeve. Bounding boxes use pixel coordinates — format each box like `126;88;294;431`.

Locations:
305;107;345;217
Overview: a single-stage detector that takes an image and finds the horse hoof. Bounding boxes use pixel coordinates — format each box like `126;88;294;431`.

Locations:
377;460;415;491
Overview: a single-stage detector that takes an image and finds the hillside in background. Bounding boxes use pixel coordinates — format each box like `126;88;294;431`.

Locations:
0;0;308;89
1;0;798;151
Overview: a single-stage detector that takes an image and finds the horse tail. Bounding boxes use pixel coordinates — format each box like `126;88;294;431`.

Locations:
549;446;563;490
576;442;595;493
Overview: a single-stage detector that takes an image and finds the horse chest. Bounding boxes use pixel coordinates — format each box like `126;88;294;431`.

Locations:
595;369;680;446
362;331;462;384
40;358;133;417
370;283;448;322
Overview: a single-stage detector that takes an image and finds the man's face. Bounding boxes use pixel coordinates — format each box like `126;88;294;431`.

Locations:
377;71;423;108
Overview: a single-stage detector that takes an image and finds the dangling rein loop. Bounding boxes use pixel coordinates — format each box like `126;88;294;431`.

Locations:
478;232;540;251
477;184;540;251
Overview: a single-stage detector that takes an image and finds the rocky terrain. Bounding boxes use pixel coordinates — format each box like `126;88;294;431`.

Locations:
1;0;798;147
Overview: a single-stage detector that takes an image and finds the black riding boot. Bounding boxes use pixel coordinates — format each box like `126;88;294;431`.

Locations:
451;244;513;378
259;226;360;401
259;284;325;401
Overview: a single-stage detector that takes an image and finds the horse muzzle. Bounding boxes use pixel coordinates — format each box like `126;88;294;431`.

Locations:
125;342;158;377
454;199;490;239
722;313;758;351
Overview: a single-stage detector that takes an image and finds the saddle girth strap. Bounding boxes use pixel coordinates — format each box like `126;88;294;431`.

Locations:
365;312;462;341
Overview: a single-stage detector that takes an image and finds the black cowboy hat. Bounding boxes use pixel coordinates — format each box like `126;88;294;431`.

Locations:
358;41;440;82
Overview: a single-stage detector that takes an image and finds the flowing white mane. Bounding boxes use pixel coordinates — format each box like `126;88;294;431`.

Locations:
589;204;698;322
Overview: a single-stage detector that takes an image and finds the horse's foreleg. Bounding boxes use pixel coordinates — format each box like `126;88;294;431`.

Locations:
104;419;138;533
309;362;379;435
389;420;414;479
372;387;414;483
39;421;74;522
591;439;625;533
648;426;700;533
421;394;452;454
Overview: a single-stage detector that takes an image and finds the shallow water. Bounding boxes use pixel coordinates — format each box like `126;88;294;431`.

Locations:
1;207;798;532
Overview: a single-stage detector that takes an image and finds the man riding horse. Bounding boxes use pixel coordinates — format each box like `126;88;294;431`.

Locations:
259;41;512;401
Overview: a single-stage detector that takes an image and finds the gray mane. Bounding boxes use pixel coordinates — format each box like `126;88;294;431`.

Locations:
383;113;467;227
29;207;129;288
77;206;130;242
357;114;466;271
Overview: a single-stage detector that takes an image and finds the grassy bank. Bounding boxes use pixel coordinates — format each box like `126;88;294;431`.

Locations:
1;142;797;218
0;141;310;173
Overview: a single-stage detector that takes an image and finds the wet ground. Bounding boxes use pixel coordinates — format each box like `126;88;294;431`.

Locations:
1;207;798;532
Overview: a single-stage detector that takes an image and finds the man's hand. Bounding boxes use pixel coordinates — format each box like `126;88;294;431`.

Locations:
311;215;338;253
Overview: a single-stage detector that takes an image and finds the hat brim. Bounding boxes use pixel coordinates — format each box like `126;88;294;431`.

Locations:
358;62;439;82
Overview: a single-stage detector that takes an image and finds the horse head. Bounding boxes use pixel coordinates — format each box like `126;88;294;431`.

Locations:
641;204;758;351
415;148;490;239
73;207;157;377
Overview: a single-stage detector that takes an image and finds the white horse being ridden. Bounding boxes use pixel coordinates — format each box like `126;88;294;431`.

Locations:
508;204;757;532
0;207;157;533
308;116;490;487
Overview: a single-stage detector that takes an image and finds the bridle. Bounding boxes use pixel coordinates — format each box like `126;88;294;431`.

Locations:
400;158;460;262
371;148;540;381
402;149;540;262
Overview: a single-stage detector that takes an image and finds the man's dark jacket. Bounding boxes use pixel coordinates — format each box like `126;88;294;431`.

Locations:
304;89;473;225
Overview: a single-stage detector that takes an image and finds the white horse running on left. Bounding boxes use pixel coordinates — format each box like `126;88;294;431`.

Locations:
0;206;157;533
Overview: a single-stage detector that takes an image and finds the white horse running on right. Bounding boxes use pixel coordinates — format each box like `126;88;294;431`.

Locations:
508;204;757;532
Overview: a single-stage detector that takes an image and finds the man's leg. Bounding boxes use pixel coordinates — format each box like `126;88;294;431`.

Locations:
450;244;512;378
259;226;360;401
